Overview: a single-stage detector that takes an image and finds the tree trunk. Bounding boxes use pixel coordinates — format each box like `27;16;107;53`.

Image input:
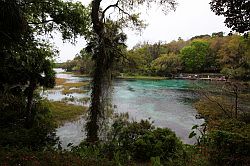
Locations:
25;80;36;128
86;56;104;143
86;0;104;143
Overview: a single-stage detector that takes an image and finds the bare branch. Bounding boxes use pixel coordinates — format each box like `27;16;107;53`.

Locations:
101;0;120;20
201;91;231;118
116;5;132;18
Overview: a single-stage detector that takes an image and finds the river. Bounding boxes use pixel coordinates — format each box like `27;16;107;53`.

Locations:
44;69;206;147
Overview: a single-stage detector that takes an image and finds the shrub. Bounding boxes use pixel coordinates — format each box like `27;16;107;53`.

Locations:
106;119;186;164
0;94;57;150
73;119;187;165
206;130;250;165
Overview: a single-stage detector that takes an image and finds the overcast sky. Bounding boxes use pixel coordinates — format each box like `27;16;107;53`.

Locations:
54;0;231;62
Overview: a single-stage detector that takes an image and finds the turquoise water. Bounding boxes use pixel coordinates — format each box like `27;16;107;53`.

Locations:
113;79;204;144
47;69;207;147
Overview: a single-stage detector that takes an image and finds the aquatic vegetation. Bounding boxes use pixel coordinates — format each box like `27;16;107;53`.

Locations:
61;82;90;94
55;78;67;85
54;79;90;94
62;97;90;104
49;101;87;126
62;88;88;95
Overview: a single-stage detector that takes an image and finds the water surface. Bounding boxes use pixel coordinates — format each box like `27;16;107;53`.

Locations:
47;69;206;147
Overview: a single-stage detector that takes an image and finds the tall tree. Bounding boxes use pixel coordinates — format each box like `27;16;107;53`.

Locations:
0;0;90;127
218;35;250;79
180;41;209;73
87;0;177;143
151;53;182;76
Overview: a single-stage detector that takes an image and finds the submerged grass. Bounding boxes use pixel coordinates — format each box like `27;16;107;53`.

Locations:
62;97;90;103
55;78;67;85
55;78;90;94
62;89;88;95
63;82;89;88
49;101;87;126
61;82;90;94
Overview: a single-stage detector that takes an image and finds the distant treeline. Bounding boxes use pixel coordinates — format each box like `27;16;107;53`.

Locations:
59;32;250;80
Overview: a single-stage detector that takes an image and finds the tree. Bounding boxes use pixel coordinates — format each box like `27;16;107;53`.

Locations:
206;36;224;72
0;0;90;90
151;53;182;76
210;0;250;34
0;0;90;128
180;41;209;73
165;39;187;54
218;35;250;79
86;0;177;143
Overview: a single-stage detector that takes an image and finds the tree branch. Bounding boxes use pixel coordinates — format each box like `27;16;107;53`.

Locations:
91;0;103;35
201;91;231;118
116;5;132;18
101;0;120;20
101;0;132;21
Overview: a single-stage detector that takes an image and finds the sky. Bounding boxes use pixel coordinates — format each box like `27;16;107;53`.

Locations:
54;0;231;62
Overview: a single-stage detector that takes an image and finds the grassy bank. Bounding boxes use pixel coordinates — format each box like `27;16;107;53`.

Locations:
55;78;90;95
48;101;87;126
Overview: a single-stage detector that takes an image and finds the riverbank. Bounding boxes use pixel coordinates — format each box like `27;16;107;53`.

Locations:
61;70;230;82
48;101;87;126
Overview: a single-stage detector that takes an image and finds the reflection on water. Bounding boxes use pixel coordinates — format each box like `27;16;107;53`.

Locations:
48;69;206;147
56;116;86;148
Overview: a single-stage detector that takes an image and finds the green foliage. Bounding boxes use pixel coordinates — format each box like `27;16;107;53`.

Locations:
106;119;186;164
205;130;250;165
0;95;57;149
48;101;87;126
180;41;209;73
71;118;187;165
0;0;90;151
0;148;113;166
64;33;250;80
151;53;182;76
218;35;250;80
210;0;250;33
22;0;90;40
194;82;250;165
61;50;94;74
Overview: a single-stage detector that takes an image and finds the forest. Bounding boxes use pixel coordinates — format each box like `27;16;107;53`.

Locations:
0;0;250;165
59;33;250;80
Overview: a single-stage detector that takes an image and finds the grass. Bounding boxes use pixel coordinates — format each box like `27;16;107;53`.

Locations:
61;82;90;94
0;148;113;166
48;101;87;126
62;97;90;103
60;71;74;74
63;82;89;88
55;78;66;85
55;78;90;94
62;89;88;95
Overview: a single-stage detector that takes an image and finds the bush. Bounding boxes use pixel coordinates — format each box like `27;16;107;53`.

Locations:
206;130;250;165
0;94;57;150
106;119;186;164
73;119;187;165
